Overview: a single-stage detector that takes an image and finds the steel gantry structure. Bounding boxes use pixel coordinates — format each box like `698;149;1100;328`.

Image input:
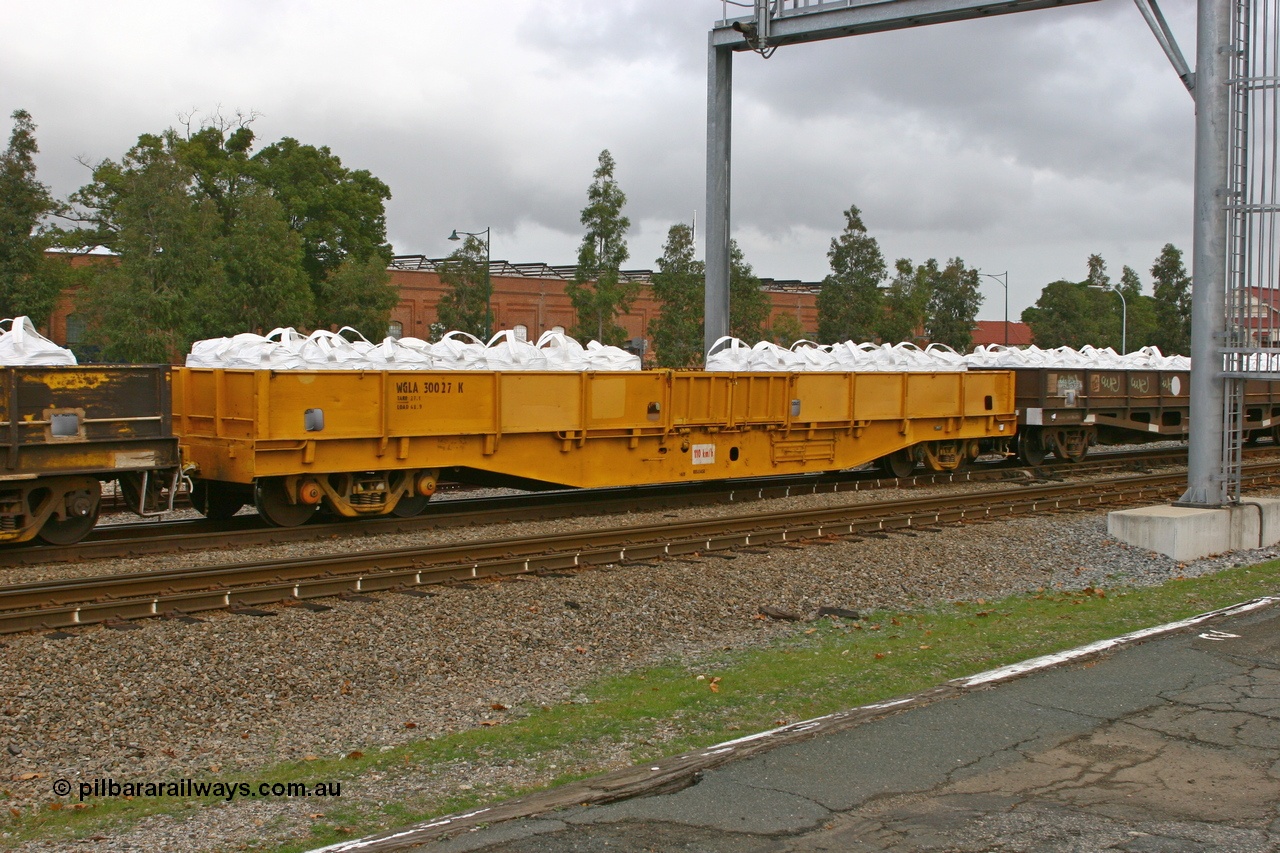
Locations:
705;0;1265;510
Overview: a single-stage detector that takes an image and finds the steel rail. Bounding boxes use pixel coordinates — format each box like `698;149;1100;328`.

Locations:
0;446;1195;566
5;460;1278;635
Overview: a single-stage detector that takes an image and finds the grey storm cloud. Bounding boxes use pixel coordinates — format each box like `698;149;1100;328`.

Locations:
0;0;1199;315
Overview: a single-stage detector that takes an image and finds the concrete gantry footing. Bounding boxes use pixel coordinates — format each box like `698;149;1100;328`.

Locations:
1107;498;1280;562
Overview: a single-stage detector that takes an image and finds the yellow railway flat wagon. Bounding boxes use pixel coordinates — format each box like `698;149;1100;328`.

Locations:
173;368;1016;526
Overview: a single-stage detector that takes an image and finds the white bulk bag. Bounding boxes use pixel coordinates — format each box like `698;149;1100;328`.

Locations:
430;331;489;370
790;341;839;371
536;330;588;370
583;340;641;370
0;316;77;366
704;336;753;372
485;330;548;371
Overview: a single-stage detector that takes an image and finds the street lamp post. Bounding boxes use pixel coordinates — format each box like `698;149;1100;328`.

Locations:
980;271;1009;345
1089;282;1127;354
448;227;492;339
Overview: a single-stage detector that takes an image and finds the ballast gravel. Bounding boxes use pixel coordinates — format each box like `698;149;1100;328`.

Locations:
2;483;1277;852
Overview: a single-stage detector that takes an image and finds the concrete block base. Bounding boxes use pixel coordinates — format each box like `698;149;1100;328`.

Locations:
1107;498;1280;562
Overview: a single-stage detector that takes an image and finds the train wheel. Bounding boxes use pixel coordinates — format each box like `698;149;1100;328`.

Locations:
191;481;246;521
876;448;916;479
36;481;101;545
1017;429;1048;466
255;478;318;527
391;495;431;517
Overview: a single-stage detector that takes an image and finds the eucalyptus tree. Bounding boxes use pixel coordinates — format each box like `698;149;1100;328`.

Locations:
567;150;634;346
925;257;983;351
436;233;492;339
729;240;770;344
0;109;70;329
877;258;931;345
66;115;397;360
1150;243;1191;355
816;204;886;344
648;222;704;367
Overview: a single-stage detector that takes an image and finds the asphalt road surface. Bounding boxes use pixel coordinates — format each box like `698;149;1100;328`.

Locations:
319;597;1280;853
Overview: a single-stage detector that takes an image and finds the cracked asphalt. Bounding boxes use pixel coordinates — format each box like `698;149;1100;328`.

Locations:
395;601;1280;853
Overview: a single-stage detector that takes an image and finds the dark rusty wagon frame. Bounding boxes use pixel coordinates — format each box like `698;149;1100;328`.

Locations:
992;367;1280;464
0;366;181;544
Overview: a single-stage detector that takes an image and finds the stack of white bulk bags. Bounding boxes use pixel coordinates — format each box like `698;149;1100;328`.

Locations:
185;328;642;371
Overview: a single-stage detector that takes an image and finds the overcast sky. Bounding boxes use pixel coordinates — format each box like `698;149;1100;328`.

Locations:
1;0;1195;320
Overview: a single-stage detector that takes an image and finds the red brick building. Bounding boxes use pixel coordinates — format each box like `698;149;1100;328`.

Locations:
43;252;1030;354
386;256;820;348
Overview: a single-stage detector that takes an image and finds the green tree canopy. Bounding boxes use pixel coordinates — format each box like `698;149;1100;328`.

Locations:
1117;264;1158;353
567;150;634;346
770;312;806;347
648;222;704;367
876;258;931;344
435;233;492;339
251;135;394;282
729;240;770;343
1022;254;1158;352
0;109;71;329
71;131;225;361
816;204;886;343
648;227;771;366
65;116;396;360
1150;243;1191;355
1020;279;1100;349
925;257;984;351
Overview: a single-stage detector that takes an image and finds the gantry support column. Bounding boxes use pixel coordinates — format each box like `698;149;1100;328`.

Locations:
1182;0;1232;507
705;39;733;354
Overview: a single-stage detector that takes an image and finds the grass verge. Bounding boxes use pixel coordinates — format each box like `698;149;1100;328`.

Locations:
7;558;1280;852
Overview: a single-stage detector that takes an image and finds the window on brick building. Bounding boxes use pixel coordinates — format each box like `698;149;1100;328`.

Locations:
388;321;403;340
66;314;85;347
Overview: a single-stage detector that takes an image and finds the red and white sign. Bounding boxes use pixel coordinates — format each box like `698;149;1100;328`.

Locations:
692;443;715;466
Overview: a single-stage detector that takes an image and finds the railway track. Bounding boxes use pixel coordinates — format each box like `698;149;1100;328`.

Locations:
0;446;1194;567
5;456;1278;636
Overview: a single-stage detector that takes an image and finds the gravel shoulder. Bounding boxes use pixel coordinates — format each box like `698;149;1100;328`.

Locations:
2;476;1275;852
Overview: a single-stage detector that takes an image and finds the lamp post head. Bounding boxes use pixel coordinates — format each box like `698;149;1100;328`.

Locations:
447;230;461;242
